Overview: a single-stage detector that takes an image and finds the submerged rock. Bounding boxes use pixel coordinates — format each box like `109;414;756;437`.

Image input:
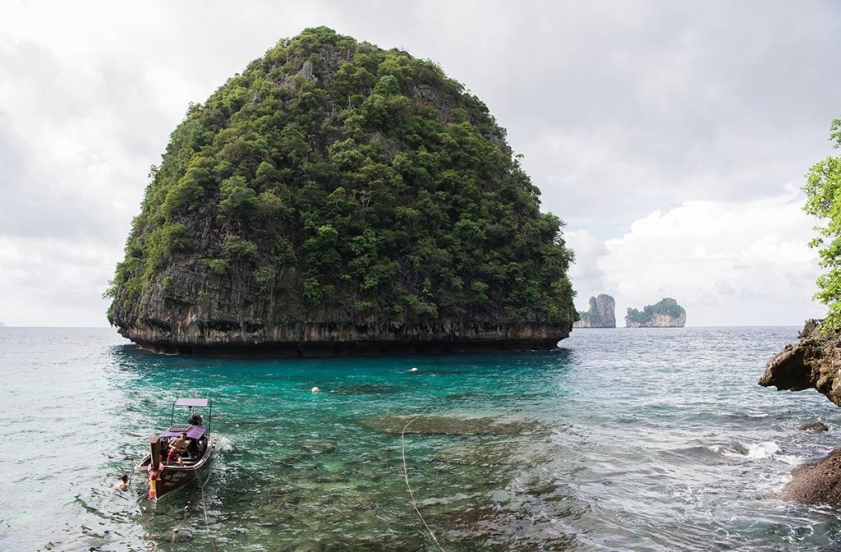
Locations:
435;445;515;466
297;438;336;455
359;414;538;435
799;421;829;432
434;441;552;466
330;384;396;395
439;477;582;548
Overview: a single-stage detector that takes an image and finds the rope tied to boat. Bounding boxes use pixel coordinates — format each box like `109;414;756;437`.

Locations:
401;412;446;552
193;466;218;552
170;503;190;546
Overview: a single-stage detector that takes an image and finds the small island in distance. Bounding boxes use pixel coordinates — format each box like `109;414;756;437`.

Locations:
573;296;686;328
625;298;686;328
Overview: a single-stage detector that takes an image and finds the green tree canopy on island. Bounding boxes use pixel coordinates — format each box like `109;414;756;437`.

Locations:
105;27;576;341
803;118;841;331
626;298;685;325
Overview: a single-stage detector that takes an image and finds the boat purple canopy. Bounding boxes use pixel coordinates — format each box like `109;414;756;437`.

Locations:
159;425;206;440
174;397;208;407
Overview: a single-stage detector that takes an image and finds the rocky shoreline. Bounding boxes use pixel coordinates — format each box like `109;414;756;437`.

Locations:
759;319;841;503
122;335;567;357
116;315;569;356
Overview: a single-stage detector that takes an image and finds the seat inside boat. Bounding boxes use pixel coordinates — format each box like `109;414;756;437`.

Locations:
157;425;207;466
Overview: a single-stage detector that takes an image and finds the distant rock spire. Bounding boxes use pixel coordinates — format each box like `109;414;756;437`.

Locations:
573;294;616;328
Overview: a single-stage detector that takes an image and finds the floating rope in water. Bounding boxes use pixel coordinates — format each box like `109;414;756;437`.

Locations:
193;467;218;552
401;412;445;552
170;503;190;546
159;468;216;550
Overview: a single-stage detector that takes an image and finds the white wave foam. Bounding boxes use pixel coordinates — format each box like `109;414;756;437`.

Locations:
712;441;803;465
774;453;803;466
745;442;780;459
715;441;779;460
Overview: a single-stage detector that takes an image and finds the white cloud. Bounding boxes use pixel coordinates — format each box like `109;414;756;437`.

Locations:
0;236;119;326
0;0;839;326
568;190;825;326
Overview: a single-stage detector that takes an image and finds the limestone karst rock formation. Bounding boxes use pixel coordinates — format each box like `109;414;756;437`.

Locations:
625;298;686;328
106;27;576;355
573;294;616;328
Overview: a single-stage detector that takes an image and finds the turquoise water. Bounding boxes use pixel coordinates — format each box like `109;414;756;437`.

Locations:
1;327;840;551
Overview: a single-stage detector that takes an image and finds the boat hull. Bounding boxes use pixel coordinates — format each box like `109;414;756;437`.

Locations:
135;443;213;500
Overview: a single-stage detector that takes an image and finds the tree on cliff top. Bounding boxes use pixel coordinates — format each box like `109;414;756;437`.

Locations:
803;118;841;331
105;27;576;333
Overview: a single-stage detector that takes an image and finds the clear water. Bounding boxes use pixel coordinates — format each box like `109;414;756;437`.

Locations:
1;326;839;551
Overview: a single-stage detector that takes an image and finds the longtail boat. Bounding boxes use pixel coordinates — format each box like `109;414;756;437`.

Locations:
135;397;214;500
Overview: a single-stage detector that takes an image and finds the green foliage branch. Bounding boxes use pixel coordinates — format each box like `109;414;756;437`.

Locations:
803;119;841;331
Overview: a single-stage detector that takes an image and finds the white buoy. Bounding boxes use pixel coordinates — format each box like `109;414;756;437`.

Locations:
410;367;418;372
311;386;320;393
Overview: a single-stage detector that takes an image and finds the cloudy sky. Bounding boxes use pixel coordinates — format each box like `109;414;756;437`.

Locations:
1;0;839;327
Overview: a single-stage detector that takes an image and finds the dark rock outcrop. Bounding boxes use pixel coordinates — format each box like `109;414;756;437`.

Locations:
780;447;841;503
758;319;841;406
573;294;616;328
112;253;570;355
760;319;841;503
800;421;829;432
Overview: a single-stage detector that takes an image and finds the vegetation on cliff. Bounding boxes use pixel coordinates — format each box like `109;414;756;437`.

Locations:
803;118;841;331
577;308;604;328
625;298;685;326
105;27;576;346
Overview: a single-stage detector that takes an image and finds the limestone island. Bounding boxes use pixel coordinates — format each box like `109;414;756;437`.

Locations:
105;27;577;356
759;319;841;503
573;294;616;328
625;298;686;328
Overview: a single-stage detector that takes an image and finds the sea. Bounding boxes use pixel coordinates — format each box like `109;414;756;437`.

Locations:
1;326;840;551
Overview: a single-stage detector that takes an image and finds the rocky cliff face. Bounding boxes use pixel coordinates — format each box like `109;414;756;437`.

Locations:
114;257;568;355
573;294;616;328
625;312;686;328
624;298;686;328
759;319;841;405
759;319;841;503
106;27;577;356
